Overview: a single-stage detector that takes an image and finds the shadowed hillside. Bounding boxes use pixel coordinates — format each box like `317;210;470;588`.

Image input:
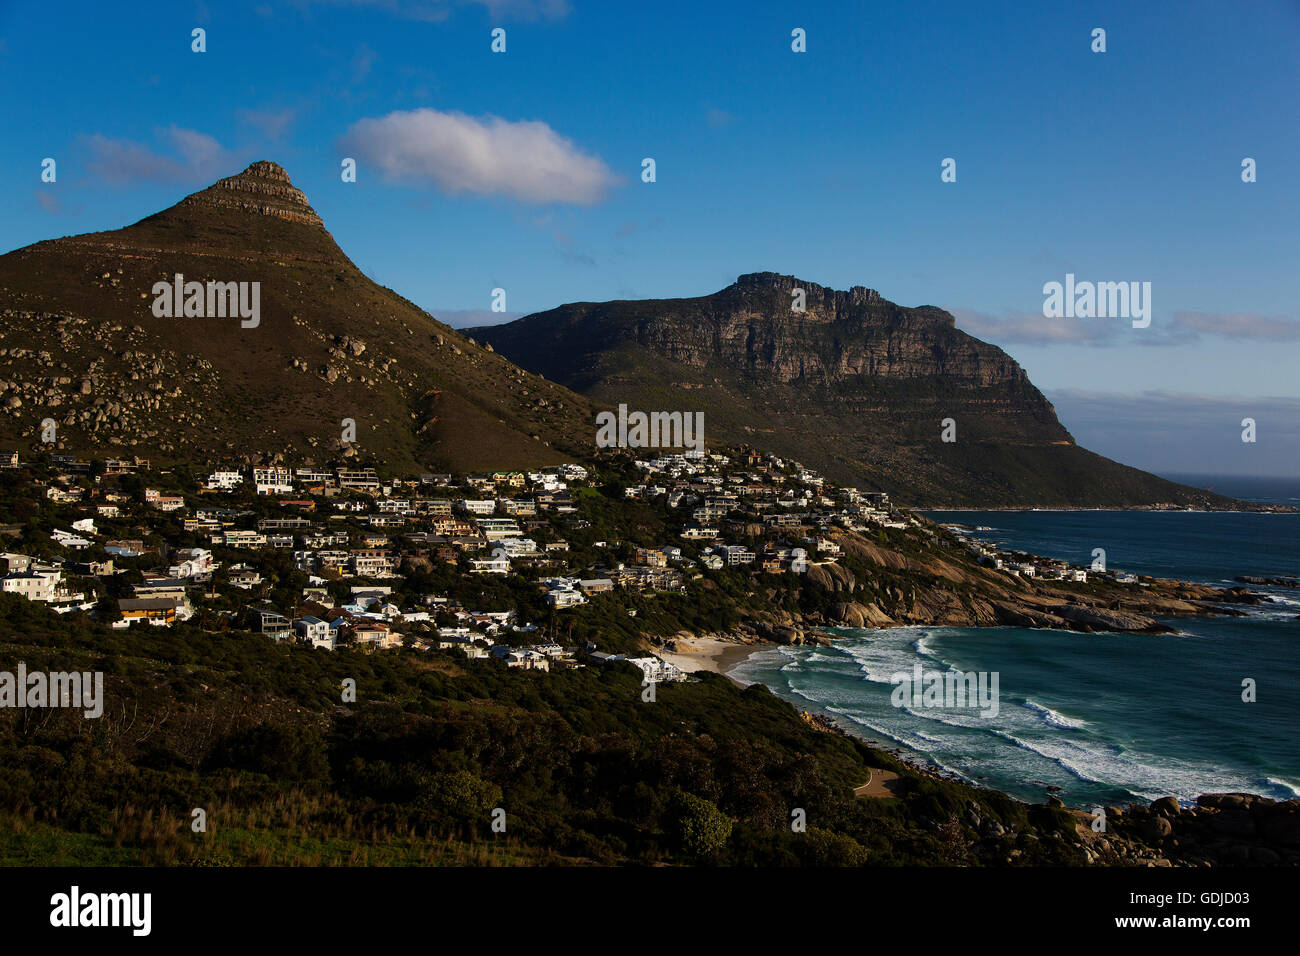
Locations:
0;161;599;474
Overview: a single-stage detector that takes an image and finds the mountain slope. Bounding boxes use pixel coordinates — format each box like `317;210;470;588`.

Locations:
473;273;1236;508
0;161;598;473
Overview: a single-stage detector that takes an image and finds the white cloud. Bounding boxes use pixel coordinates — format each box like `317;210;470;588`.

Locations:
1168;310;1300;342
951;306;1300;348
340;108;620;204
84;127;234;185
950;307;1122;345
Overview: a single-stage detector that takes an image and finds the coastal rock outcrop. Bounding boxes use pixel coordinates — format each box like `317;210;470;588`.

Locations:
1052;604;1167;633
830;602;896;627
796;527;1245;637
806;562;856;593
1079;793;1300;865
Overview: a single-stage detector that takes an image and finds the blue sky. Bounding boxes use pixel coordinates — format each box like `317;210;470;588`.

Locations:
2;0;1298;475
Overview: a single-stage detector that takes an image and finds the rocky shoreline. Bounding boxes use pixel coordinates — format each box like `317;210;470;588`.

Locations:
651;529;1274;648
799;708;1300;866
1073;793;1300;866
1235;575;1300;588
654;578;1264;652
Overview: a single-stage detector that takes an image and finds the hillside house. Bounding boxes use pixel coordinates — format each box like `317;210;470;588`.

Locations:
469;554;510;574
206;469;243;490
2;571;56;602
353;621;399;650
293;615;333;648
253;467;294;495
249;607;292;641
118;598;177;626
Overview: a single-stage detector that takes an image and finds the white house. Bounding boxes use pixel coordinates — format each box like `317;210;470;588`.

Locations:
294;615;333;648
469;554;510;574
253;467;294;495
229;566;263;589
496;537;539;557
722;545;755;566
2;571;56;602
51;530;92;549
207;469;244;491
168;548;215;579
474;518;521;540
144;489;186;512
221;530;268;548
547;587;586;608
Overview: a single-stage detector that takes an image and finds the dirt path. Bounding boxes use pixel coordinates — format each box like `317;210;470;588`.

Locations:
854;769;903;798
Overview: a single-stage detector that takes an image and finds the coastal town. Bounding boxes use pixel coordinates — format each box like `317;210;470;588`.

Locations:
0;444;1172;684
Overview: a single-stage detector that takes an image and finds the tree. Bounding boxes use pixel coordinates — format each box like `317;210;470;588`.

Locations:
417;769;503;832
795;827;870;866
94;596;121;624
666;788;732;860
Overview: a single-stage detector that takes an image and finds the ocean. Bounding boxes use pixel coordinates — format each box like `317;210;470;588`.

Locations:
728;478;1300;808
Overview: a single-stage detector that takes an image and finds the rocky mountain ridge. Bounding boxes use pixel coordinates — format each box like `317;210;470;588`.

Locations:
474;275;1242;508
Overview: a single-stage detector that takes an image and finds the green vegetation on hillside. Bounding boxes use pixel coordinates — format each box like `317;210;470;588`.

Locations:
0;596;1088;866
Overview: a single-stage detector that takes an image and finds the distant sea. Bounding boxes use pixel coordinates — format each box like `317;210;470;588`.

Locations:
729;476;1300;808
1161;472;1300;509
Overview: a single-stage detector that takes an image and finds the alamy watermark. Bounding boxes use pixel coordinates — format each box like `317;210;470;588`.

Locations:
595;404;704;452
890;662;999;718
50;886;150;936
1042;273;1150;329
151;273;260;328
0;663;104;718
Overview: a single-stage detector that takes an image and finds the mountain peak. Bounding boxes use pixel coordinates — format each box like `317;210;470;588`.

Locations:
241;160;293;182
176;160;323;228
731;272;881;307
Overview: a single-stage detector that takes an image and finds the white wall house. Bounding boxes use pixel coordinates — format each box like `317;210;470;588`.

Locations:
2;571;56;602
469;554;510;574
168;548;215;578
294;615;333;648
207;469;244;490
253;467;294;495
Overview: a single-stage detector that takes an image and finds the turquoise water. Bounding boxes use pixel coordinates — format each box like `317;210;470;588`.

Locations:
730;504;1300;808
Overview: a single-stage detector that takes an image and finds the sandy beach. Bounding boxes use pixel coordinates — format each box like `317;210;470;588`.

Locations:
657;637;766;682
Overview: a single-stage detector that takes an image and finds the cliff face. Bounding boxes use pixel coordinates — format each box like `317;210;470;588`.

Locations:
0;161;599;472
487;273;1027;383
474;274;1233;508
630;272;1027;389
